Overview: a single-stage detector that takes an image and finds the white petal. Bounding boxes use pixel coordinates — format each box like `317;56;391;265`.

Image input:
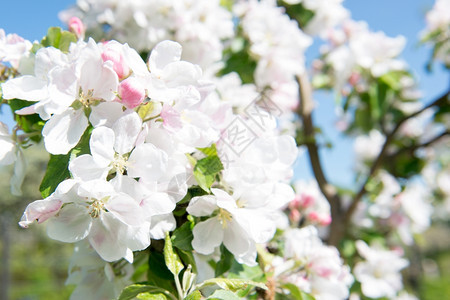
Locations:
112;112;142;154
0;136;16;165
140;192;176;217
192;217;224;255
105;193;145;226
127;143;168;181
123;43;149;77
89;102;125;128
223;220;252;260
186;195;217;217
69;154;109;181
162;61;202;88
90;126;115;165
122;223;151;252
149;214;176;239
88;213;128;262
47;203;92;243
149;41;182;75
10;148;26;196
1;75;48;101
42;108;88;155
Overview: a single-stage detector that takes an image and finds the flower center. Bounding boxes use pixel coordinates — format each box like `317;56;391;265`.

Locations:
218;208;232;229
111;153;129;174
89;199;105;218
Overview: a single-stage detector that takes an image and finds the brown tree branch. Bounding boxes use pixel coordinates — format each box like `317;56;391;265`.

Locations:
344;89;450;222
295;73;344;246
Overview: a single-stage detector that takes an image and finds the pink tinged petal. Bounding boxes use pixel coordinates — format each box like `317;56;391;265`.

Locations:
90;126;115;166
160;104;182;132
127;143;168;181
15;104;37;115
88;213;129;262
89;102;125;128
19;198;63;228
42;108;88;155
69;154;109;181
192;217;224;255
101;42;129;80
149;40;182;75
112;112;142;154
79;53;118;101
47;204;92;243
118;77;145;109
186;195;217;217
149;214;176;239
1;76;47;101
105;193;145;226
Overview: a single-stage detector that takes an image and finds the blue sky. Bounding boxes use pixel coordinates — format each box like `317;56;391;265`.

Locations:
1;0;448;188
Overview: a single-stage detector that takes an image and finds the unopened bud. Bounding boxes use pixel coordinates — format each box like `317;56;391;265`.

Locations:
68;17;85;40
118;77;145;109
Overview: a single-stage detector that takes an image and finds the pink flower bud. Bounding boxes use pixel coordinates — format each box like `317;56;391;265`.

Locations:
68;17;85;40
289;209;302;224
118;78;145;109
101;43;130;80
308;211;332;226
300;194;315;208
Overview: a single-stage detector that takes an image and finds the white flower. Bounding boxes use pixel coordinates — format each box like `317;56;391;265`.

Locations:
281;226;353;300
354;240;408;299
187;188;277;266
19;179;150;262
0;122;26;195
0;29;32;69
2;39;120;154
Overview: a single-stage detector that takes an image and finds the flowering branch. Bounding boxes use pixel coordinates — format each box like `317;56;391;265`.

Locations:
345;89;450;222
296;73;344;246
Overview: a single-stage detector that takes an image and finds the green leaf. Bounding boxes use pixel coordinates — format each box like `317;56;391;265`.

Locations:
118;284;172;300
39;154;71;198
147;251;177;293
8;99;44;142
196;278;266;292
193;155;223;192
280;283;315;300
215;245;234;277
185;290;202;300
59;31;77;52
197;144;218;157
207;290;242;300
137;293;168;300
164;232;184;276
39;127;91;198
171;221;194;252
40;27;77;53
41;27;62;48
228;260;265;282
